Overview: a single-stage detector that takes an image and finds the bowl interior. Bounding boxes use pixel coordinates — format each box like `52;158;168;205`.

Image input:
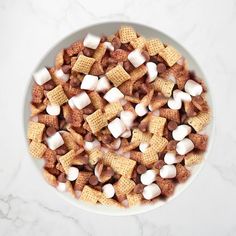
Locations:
24;22;214;216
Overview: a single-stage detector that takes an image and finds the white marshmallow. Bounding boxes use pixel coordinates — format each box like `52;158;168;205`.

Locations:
67;167;79;181
135;103;148;117
104;87;124;103
83;33;100;49
143;183;161;200
128;49;146;68
104;42;114;51
172;125;192;141
173;89;192;102
55;69;69;82
141;170;157;185
146;62;158;82
57;182;67;192
160;165;177;179
84;139;101;151
121;130;131;138
68;97;76;109
95;76;111;92
102;184;115;198
176;138;194;155
46;104;60;116
139;142;149;153
71;92;91;109
120;111;135;128
184;80;203;96
108;118;126;138
164;152;183;165
33;67;51;85
47;132;64;150
112;138;121;150
167;98;182;110
81;75;99;91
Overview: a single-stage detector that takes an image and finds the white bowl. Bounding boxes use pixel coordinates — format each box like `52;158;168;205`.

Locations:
23;21;214;216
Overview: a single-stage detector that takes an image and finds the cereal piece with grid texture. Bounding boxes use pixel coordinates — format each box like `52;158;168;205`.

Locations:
93;43;106;61
38;114;59;129
30;103;47;116
114;176;135;195
148;116;166;136
145;38;164;56
130;151;143;163
189;133;208;151
159;46;181;67
159;108;180;123
32;83;44;104
61;131;79;151
104;102;123;120
72;55;95;74
74;172;92;191
130;36;146;49
118;80;133;96
119;26;137;43
141;147;158;166
153;78;175;98
130;65;147;83
27;121;45;142
121;141;139;153
150;134;168;152
89;91;106;110
131;128;152;144
185;151;204;167
80;185;101;204
88;148;103;165
99;194;123;208
43;148;57;168
127;193;142;207
149;95;168;111
187;112;210;132
43;169;57;187
59;150;75;173
46;85;68;105
29;141;47;158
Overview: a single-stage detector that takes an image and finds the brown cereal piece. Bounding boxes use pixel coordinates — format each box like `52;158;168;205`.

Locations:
32;83;44;104
149;95;168;110
124;95;140;104
27;121;45;142
70;57;77;68
187;112;210;132
130;151;143;163
184;101;197;117
62;104;71;122
104;102;123;120
150;134;168;152
86;109;108;134
156;176;175;197
43;169;57;187
160;108;180;123
38;114;59;129
61;131;79;151
93;43;106;61
111;49;129;62
55;49;64;69
62;83;81;98
88;148;103;165
192;96;209;112
43;148;57;168
141;147;158;166
29;141;47;158
176;74;188;90
159;46;181;67
46;85;68;105
184;151;204;167
189;133;208;151
30;102;47;117
130;36;146;49
74;172;92;191
131;128;152;144
59;150;75;173
99;194;123;208
80;185;101;204
176;164;190;182
106;64;130;87
127;193;142;207
56;162;65;173
140;88;154;106
121;141;139;153
114;176;135;195
70;109;83;128
153;78;175;97
130;65;147;83
72;55;95;74
118;80;133;96
119;26;137;43
89;91;106;110
123;102;136;114
66;125;84;146
90;61;104;76
83;121;92;133
145;38;164;56
149;116;167;136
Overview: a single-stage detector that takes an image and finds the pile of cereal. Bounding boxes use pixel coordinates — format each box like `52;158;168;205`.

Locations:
27;26;211;208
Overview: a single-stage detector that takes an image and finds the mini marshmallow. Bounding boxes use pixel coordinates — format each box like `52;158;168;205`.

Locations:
81;75;99;91
95;76;111;92
164;152;183;165
108;118;126;138
68;97;76;109
47;132;64;150
84;139;101;151
104;42;114;51
112;138;121;150
160;165;177;179
141;170;157;185
55;69;69;82
83;33;100;49
120;111;135;128
67;167;79;181
128;49;146;68
135;103;148;117
173;90;192;102
57;182;67;192
139;142;149;153
33;67;51;85
102;183;115;198
104;87;124;103
176;138;194;155
172;125;192;141
121;130;131;138
143;183;161;200
184;80;203;96
46;104;60;116
71;92;91;109
167;98;182;110
146;62;158;83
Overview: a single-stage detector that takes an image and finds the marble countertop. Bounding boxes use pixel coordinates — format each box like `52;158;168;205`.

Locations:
1;0;236;235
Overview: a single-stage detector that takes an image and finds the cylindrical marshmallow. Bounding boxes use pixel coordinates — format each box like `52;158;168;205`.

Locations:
121;130;131;138
84;139;101;151
135;103;148;117
120;111;135;128
104;87;124;103
108;118;126;138
81;75;99;91
83;33;100;49
47;132;64;150
176;138;194;155
167;98;182;110
33;67;51;85
141;170;157;185
46;104;60;116
71;92;91;109
164;152;183;165
68;97;76;109
102;184;115;198
95;76;111;92
146;62;158;83
104;42;114;51
55;69;69;82
67;167;79;181
143;183;161;200
128;49;146;68
160;165;177;179
184;80;203;96
172;125;192;141
173;89;192;102
139;142;149;153
57;182;67;192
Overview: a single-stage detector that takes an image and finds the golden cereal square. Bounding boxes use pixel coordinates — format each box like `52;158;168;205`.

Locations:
150;135;168;152
38;114;59;129
46;85;68;105
146;38;164;56
185;151;204;167
29;141;47;158
130;65;147;83
114;176;135;195
153;78;175;98
187;112;211;132
127;193;142;207
159;108;180;123
72;55;95;74
93;43;106;61
104;102;123;120
130;36;146;49
59;150;75;173
27;121;45;142
80;185;101;204
149;116;167;136
141;147;158;166
119;26;137;43
159;46;181;67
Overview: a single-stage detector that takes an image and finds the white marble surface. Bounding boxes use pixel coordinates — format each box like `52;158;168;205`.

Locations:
0;0;236;235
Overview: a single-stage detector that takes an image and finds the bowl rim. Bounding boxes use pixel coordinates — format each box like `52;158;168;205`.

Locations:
23;20;215;216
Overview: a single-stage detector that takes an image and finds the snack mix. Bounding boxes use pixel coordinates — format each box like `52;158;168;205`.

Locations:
28;26;211;208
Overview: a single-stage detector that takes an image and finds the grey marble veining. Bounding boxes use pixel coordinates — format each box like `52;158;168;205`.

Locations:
0;0;235;235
